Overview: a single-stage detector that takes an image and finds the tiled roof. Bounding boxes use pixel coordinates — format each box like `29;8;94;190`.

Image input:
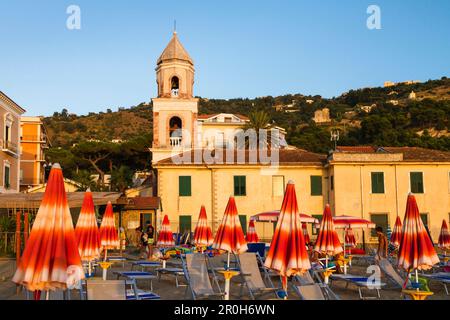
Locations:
155;148;327;166
125;197;160;209
336;146;450;162
383;147;450;162
197;113;249;121
157;32;193;65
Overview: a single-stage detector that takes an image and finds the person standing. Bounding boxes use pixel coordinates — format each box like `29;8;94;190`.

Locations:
145;221;155;258
375;226;388;260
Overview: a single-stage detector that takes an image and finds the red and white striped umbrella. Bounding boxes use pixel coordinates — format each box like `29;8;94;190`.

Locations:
212;197;248;254
438;219;450;250
333;216;376;229
345;228;357;247
75;190;101;261
302;223;310;244
390;216;403;247
193;206;213;247
397;194;439;271
314;204;343;256
158;215;175;247
251;211;319;224
12;164;84;292
265;181;311;294
99;201;119;250
246;220;259;243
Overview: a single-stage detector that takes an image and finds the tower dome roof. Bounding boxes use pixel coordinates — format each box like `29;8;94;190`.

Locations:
157;32;194;66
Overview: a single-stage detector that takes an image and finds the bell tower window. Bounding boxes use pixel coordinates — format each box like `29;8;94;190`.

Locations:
171;76;180;97
169;116;182;147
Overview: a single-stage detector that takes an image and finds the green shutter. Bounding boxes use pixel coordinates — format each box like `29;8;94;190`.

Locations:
234;176;246;196
239;215;247;234
420;214;428;228
371;172;385;194
179;215;192;233
410;172;424;194
310;176;322;196
4;166;10;188
179;176;192;196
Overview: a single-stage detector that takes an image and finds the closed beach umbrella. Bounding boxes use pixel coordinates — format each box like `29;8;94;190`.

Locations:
397;194;439;283
390;216;403;248
265;181;311;296
99;202;120;254
193;206;213;247
246;220;259;243
212;196;247;300
158;215;175;247
75;190;101;263
314;205;343;256
302;223;310;244
345;228;357;248
438;219;450;251
12;164;84;294
212;197;248;255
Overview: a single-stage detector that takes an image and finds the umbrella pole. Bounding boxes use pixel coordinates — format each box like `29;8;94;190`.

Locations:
415;269;419;291
223;251;232;300
102;248;108;280
88;261;92;277
282;276;288;300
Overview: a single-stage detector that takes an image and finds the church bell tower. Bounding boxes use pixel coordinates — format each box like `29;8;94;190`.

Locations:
151;31;198;164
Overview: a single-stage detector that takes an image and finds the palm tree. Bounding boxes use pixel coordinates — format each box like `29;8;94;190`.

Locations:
241;110;279;149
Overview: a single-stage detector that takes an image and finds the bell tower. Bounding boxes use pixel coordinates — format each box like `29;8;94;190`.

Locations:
151;31;199;164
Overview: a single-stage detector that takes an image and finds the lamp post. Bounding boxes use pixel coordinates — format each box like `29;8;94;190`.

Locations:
330;130;340;151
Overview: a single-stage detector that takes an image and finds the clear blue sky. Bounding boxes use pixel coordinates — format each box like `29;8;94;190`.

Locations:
1;0;449;116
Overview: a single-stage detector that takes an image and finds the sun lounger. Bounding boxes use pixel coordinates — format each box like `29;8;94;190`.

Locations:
330;274;386;299
293;271;340;300
113;271;157;291
131;261;161;271
107;256;128;268
181;253;225;300
237;252;279;300
377;258;411;288
81;279;160;300
422;272;450;295
206;252;239;272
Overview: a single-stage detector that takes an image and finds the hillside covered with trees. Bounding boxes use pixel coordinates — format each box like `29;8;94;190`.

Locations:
44;76;450;190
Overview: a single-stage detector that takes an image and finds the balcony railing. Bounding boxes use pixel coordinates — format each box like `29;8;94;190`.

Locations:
1;140;18;155
20;135;47;142
170;137;182;147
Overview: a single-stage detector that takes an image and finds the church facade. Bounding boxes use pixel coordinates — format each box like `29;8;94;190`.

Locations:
150;33;450;244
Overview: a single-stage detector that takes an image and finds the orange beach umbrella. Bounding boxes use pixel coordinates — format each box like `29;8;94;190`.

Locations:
193;206;213;247
438;219;450;250
390;216;403;248
302;223;310;245
75;190;101;262
246;220;259;243
265;181;311;295
397;194;439;283
99;201;119;251
158;215;175;247
314;204;343;257
12;164;84;292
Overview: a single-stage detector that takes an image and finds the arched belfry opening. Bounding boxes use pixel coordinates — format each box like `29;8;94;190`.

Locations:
171;76;180;97
169;116;182;146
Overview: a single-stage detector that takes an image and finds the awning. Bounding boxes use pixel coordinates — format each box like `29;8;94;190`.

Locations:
251;210;319;224
0;192;122;209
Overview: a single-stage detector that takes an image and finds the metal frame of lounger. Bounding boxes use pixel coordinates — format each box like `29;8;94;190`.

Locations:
155;267;186;287
330;274;386;300
181;253;225;300
421;273;450;295
107;257;127;268
113;271;157;292
205;253;236;290
255;252;281;288
131;261;161;271
236;252;279;300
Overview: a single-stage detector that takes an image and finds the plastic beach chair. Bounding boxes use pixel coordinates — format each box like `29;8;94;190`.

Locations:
237;252;279;300
182;253;225;300
293;271;340;300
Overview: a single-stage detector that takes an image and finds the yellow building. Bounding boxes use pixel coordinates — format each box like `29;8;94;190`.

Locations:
149;33;450;245
0;91;26;193
19;116;50;191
